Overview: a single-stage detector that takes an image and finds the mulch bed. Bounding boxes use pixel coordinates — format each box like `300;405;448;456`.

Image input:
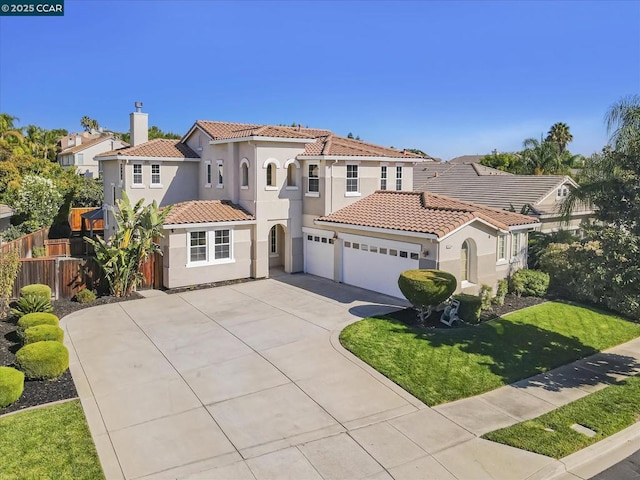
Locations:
386;294;547;329
0;293;141;416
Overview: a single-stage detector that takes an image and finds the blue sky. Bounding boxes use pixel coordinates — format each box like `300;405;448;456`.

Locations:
1;0;638;160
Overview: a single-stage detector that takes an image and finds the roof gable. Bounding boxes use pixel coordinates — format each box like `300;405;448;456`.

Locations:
96;139;199;159
163;200;254;225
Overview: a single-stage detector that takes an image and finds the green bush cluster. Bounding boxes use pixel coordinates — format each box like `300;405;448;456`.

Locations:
15;341;69;380
11;294;53;318
493;279;508;306
17;312;59;338
454;293;482;323
74;288;96;304
24;324;64;345
398;270;457;310
479;284;493;311
0;366;24;408
509;269;549;297
19;284;51;300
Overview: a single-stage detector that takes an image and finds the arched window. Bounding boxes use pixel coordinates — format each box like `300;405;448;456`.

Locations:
287;163;296;187
461;241;469;282
241;162;249;187
266;164;275;187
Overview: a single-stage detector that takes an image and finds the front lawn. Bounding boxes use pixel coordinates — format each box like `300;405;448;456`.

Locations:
340;301;640;405
483;375;640;458
0;400;104;480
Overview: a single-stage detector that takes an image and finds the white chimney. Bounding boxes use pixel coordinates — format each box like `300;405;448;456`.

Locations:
130;101;148;146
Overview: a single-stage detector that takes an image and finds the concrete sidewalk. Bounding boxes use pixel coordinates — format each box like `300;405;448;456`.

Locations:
62;276;640;480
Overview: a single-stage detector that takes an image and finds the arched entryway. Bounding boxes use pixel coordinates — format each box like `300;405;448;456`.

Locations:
460;238;477;284
268;224;286;274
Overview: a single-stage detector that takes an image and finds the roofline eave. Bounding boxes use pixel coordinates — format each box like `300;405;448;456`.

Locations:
97;155;201;162
313;220;439;240
210;136;314;145
300;155;426;163
162;219;256;230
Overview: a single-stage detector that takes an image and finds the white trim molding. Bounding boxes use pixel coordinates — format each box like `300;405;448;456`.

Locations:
283;158;300;168
163;219;256;230
262;158;281;169
211;136;314;145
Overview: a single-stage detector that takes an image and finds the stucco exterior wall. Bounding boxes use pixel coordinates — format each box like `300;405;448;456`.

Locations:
125;161;198;207
161;224;253;288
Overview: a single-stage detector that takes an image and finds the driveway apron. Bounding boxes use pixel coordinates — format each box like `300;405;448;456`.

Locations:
63;275;557;480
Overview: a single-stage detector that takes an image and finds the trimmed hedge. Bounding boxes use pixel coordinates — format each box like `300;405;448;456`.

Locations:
15;341;69;380
24;324;64;345
454;293;482;323
19;284;51;300
510;269;550;297
17;313;59;338
74;288;96;304
0;366;24;408
398;270;457;310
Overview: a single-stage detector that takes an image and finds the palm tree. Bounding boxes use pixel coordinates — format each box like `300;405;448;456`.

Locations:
605;94;640;152
521;137;563;175
546;122;573;154
80;116;99;133
0;113;23;143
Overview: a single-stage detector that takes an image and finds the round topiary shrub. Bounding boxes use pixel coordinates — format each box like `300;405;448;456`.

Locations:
17;312;59;338
24;324;64;345
15;341;69;380
398;269;457;321
0;366;24;408
74;288;96;304
19;284;52;300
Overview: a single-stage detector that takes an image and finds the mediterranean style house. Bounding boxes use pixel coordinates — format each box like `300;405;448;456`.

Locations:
95;104;539;298
58;134;127;178
413;162;592;233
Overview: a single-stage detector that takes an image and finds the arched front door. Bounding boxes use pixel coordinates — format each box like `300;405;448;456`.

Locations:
268;224;286;272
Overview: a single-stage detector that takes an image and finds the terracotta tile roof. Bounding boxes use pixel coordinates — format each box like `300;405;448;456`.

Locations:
163;200;254;225
194;121;431;159
59;135;122;154
96;139;199;159
317;191;538;238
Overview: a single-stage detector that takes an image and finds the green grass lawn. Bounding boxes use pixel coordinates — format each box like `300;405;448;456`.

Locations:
340;301;640;405
0;400;104;480
483;375;640;458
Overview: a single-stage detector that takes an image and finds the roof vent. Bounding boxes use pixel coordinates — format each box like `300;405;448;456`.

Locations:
134;101;143;112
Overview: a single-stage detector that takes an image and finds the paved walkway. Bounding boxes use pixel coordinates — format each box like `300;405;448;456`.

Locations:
62;274;640;480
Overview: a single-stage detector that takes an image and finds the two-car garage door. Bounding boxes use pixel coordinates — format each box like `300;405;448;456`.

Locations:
304;229;420;299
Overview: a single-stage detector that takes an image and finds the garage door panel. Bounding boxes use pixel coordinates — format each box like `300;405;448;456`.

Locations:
305;233;334;280
342;235;419;298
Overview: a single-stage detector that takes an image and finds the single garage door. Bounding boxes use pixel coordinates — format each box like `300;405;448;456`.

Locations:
342;233;420;298
304;231;335;280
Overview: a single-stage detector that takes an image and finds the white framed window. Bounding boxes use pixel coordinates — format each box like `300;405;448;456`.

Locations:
511;233;521;258
214;229;231;260
189;231;207;263
132;163;143;186
266;164;276;187
396;166;403;191
151;163;161;186
346;164;359;193
497;234;506;261
308;164;319;193
217;160;224;188
77;153;84;165
270;227;277;254
205;161;212;186
241;162;249;188
111;185;116;205
380;166;387;190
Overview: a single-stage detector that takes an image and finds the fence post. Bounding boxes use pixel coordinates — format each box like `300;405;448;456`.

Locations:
54;257;60;300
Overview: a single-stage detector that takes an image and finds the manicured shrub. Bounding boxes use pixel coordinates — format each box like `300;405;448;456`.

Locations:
0;366;24;408
15;341;69;379
17;312;59;338
510;269;550;297
454;293;482;323
11;294;53;318
24;324;64;345
479;284;493;311
74;288;96;304
19;284;51;300
398;269;457;321
493;279;508;306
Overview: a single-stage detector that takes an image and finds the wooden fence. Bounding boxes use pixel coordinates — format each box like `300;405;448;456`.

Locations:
70;207;104;232
12;253;163;299
0;227;49;258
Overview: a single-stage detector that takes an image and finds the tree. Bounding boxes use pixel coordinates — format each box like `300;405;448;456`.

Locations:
0;248;20;316
405;148;428;157
6;175;63;233
398;269;457;322
0;113;23;145
605;94;640;152
546;122;573;154
80;116;99;133
86;193;171;297
479;152;524;173
148;125;181;140
521;137;564;175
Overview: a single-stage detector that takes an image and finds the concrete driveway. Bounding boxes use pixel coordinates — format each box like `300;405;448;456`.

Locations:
63;274;556;480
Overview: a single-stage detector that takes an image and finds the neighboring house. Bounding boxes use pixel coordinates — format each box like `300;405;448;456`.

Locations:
58;135;127;178
414;163;592;233
95;104;537;297
0;204;13;233
448;154;485;164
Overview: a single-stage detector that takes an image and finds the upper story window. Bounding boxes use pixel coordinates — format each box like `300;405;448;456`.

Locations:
133;164;143;185
396;166;403;191
151;164;161;186
217;160;224;188
241;162;249;188
308;164;319;193
205;161;212;186
287;163;296;187
557;186;569;199
497;234;506;261
266;164;275;187
380;166;387;190
346;165;359;193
